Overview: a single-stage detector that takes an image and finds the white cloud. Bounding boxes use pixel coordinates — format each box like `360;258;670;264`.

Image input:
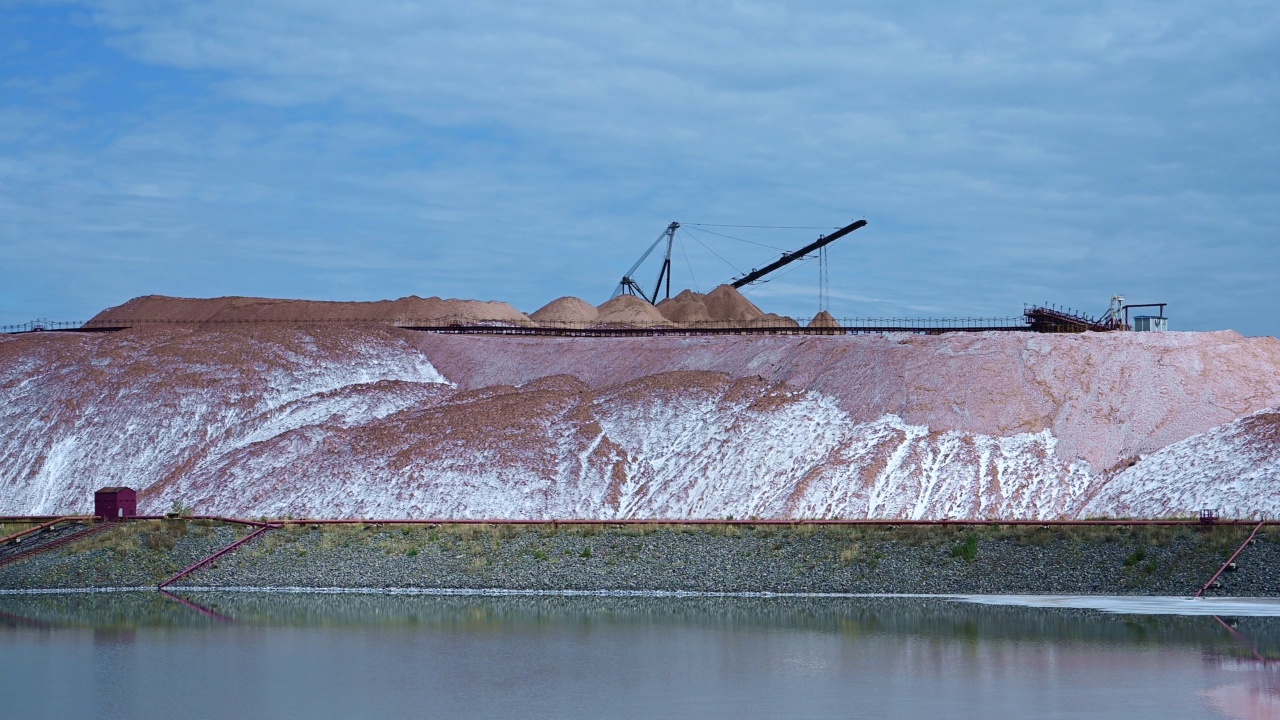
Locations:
0;0;1277;334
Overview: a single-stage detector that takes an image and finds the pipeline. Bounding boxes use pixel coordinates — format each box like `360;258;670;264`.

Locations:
267;517;1277;528
1196;520;1266;598
0;516;89;546
157;523;279;589
2;515;1277;529
158;589;234;622
1212;615;1268;664
0;522;107;570
126;515;278;528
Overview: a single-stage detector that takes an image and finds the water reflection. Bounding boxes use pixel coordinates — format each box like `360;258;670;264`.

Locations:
1;592;1278;719
1203;676;1280;720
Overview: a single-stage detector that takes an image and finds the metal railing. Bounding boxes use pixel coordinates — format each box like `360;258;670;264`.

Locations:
5;315;1033;336
1;319;91;334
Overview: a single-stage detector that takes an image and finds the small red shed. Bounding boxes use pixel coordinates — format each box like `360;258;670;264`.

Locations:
95;487;137;521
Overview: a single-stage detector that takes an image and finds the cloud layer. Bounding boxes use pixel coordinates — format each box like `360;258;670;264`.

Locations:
2;1;1277;333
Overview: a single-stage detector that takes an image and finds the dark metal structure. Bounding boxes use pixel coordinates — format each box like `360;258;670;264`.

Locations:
729;220;867;289
1023;306;1118;333
612;217;867;303
1123;303;1167;327
405;318;1029;338
1024;298;1168;334
1;319;126;334
614;222;680;304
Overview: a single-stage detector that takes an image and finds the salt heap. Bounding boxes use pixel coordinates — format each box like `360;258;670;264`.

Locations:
749;313;801;329
656;290;713;324
593;295;672;327
655;285;770;326
807;310;840;328
530;297;598;327
90;295;535;327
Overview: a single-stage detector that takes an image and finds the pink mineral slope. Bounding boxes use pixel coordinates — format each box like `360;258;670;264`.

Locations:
1;324;1278;519
1080;409;1280;519
408;330;1280;472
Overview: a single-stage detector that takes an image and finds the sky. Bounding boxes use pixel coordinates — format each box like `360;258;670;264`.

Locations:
1;1;1277;334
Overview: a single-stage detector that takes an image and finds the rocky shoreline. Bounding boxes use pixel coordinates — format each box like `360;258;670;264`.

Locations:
2;520;1276;597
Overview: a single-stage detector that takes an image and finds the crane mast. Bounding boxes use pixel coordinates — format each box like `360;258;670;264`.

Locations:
613;222;679;304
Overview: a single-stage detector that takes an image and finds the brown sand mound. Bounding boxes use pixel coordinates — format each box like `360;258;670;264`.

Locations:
655;285;764;326
593;295;672;327
807;310;840;328
89;295;534;327
656;290;713;324
749;313;801;329
530;297;598;326
704;285;765;323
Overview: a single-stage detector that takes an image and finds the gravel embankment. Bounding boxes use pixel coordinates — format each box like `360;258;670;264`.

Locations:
3;522;1275;596
0;519;248;589
156;523;1280;596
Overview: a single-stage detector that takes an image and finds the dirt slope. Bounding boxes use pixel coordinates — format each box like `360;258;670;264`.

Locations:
89;295;535;326
3;324;1280;519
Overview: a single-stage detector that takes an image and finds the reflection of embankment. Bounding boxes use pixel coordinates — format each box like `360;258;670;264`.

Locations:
4;590;1280;656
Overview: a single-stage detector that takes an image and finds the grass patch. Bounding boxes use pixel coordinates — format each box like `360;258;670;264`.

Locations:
0;522;43;538
317;523;366;551
1124;546;1147;567
950;533;978;563
143;519;189;552
839;542;863;565
64;522;148;558
377;527;424;556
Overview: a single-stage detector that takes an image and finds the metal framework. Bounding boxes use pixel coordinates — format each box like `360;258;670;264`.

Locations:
1123;303;1167;327
613;222;680;304
729;219;867;288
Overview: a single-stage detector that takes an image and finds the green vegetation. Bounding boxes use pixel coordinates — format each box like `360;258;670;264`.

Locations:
950;533;979;563
1124;546;1147;567
63;519;195;558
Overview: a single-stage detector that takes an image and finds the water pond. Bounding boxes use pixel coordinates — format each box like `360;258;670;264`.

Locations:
2;591;1278;719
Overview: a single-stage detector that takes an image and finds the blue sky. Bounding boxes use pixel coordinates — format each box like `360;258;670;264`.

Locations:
2;1;1277;334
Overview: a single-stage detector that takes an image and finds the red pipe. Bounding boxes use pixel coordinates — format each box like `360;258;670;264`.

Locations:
158;589;234;622
157;524;278;589
127;515;276;528
1212;615;1267;663
1196;520;1266;598
268;517;1276;527
0;523;109;570
0;516;88;545
3;515;1276;528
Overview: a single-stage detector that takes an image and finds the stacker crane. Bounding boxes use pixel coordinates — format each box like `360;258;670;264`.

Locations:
726;219;866;289
613;219;867;302
612;222;680;304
